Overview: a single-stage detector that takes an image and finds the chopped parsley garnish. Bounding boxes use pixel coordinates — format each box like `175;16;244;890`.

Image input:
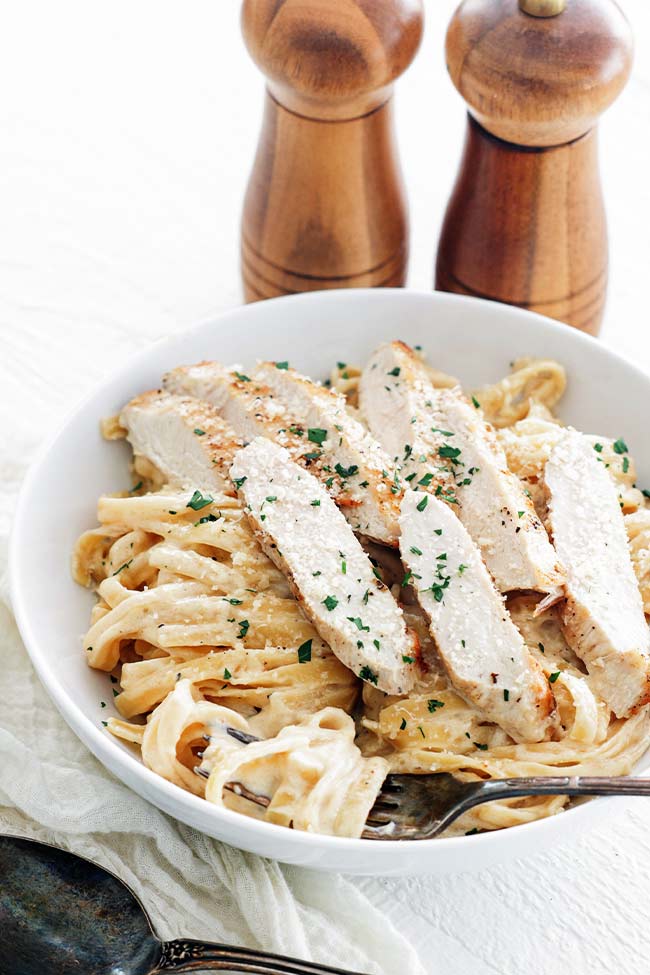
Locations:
418;473;434;487
643;489;650;500
308;427;328;445
275;361;289;370
613;438;628;455
410;546;422;556
401;570;412;587
387;367;401;377
289;424;304;436
503;689;510;701
101;721;108;727
223;668;232;680
402;654;415;664
434;528;443;536
237;620;250;639
400;718;407;730
193;428;206;436
474;742;488;751
594;443;603;453
341;561;347;575
517;511;524;518
373;639;381;650
418;726;426;738
335;462;359;478
430;584;447;602
304;450;322;461
439;444;461;460
100;700;106;708
234;371;250;382
416;495;428;512
195;513;218;525
265;495;277;503
129;480;143;493
232;477;247;490
431;427;454;437
471;396;480;409
549;671;561;684
112;559;133;576
310;499;320;506
623;456;630;473
297;639;312;664
359;665;378;685
372;566;383;582
427;699;445;712
323;595;338;611
187;490;214;510
458;564;468;575
347;616;370;632
223;597;243;605
434;485;458;504
538;642;545;653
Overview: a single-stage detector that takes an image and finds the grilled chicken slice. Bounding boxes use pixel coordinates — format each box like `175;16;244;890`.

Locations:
253;363;402;545
164;361;289;444
164;360;401;546
399;491;556;743
545;431;650;717
360;341;564;596
119;390;242;491
230;437;417;695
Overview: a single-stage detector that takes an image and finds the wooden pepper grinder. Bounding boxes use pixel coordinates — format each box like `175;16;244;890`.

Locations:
435;0;633;335
240;0;423;301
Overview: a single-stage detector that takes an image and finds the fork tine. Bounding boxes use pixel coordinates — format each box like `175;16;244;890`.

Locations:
380;777;405;794
365;811;393;826
226;726;261;745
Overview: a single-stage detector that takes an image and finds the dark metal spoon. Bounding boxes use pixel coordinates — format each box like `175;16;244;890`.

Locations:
0;835;366;975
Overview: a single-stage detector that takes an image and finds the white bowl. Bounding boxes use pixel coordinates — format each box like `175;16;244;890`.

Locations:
10;289;650;876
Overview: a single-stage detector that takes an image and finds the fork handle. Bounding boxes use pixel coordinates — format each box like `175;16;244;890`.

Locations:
155;939;367;974
471;775;650;804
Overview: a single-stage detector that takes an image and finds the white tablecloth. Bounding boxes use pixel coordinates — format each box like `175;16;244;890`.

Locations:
2;2;650;972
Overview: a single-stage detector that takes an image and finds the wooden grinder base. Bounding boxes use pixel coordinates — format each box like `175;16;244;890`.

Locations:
436;116;607;335
242;95;408;301
240;0;423;303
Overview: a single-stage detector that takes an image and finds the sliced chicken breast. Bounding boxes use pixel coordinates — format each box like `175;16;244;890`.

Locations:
230;437;417;695
360;341;564;596
164;361;295;446
545;430;650;717
399;490;556;743
164;360;401;546
119;390;242;491
253;363;402;545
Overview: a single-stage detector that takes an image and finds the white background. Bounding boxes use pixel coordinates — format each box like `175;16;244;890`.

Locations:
1;2;649;972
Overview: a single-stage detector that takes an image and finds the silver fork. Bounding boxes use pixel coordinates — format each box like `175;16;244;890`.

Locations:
196;728;650;839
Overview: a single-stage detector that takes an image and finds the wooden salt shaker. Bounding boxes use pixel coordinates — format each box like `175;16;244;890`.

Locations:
240;0;423;301
435;0;633;335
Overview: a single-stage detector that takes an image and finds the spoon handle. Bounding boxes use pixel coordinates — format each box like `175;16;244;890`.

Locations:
155;939;367;974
